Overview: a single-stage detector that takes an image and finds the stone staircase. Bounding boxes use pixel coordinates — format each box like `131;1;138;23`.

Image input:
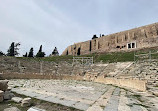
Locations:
83;62;134;81
83;64;108;81
105;62;133;77
117;60;158;95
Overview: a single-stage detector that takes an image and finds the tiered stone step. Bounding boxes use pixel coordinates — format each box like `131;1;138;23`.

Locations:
83;72;99;81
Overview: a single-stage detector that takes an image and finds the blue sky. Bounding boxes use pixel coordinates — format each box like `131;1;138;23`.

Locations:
0;0;158;56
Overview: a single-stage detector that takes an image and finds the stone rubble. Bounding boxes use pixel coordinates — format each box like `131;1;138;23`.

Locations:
21;97;32;107
3;91;15;100
3;107;21;111
27;107;46;111
0;80;9;91
11;97;23;103
0;80;15;103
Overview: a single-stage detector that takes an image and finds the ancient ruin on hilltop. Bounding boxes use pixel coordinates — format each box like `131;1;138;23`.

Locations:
62;23;158;56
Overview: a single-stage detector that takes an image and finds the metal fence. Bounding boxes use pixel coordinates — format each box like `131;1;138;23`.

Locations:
72;57;93;66
134;50;158;63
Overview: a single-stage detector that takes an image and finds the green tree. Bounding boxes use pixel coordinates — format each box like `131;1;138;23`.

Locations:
7;42;20;56
36;45;45;57
28;48;34;57
0;51;5;56
52;47;59;56
23;52;28;57
92;35;98;39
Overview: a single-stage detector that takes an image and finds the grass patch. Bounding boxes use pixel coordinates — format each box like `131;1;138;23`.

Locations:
14;50;135;63
0;100;29;111
16;55;73;63
132;94;142;98
126;103;149;108
2;46;158;63
100;105;105;109
126;103;133;107
154;85;158;87
133;103;149;108
129;94;146;103
13;86;19;88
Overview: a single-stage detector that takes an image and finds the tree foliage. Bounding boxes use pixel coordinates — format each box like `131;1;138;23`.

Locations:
52;47;59;56
0;51;5;56
7;42;20;56
36;45;45;57
28;48;34;57
23;52;28;57
92;35;98;39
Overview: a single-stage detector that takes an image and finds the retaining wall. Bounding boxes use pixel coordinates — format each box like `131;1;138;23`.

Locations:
95;76;147;91
0;73;147;92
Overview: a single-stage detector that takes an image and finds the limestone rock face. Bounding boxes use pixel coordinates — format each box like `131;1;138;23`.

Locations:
0;80;9;91
21;98;32;107
3;107;21;111
62;22;158;56
11;97;23;103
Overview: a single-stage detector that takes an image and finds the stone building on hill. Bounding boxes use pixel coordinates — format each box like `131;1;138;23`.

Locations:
62;22;158;56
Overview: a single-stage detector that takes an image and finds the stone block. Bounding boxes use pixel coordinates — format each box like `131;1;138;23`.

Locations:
27;107;46;111
0;96;3;102
11;97;23;103
153;91;158;96
21;98;32;107
0;90;4;96
4;91;15;100
0;80;9;91
3;107;21;111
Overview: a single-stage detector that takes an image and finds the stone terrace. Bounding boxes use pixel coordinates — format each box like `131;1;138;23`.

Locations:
9;79;158;111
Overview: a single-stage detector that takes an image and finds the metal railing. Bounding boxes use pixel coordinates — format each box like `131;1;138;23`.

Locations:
72;57;93;66
134;50;158;63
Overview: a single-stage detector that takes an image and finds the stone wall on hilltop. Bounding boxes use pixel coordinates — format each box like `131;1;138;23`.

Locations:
62;22;158;56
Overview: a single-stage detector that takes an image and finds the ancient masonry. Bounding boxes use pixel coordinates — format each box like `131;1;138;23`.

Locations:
62;22;158;56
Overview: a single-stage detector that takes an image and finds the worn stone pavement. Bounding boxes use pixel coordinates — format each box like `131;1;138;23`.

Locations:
9;79;158;111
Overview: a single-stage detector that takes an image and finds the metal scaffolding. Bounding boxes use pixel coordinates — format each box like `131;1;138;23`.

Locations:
72;57;93;66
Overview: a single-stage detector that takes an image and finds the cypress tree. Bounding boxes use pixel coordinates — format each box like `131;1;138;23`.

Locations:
28;48;34;57
52;47;59;56
7;42;15;56
36;45;45;57
7;42;20;56
0;51;5;56
23;52;28;57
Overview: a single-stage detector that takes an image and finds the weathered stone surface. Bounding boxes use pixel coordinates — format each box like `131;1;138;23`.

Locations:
27;107;46;111
0;90;4;96
0;96;3;102
0;80;9;91
8;79;158;111
11;97;23;103
21;98;32;107
3;107;21;111
153;91;158;96
0;90;4;102
103;88;120;111
4;91;15;100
